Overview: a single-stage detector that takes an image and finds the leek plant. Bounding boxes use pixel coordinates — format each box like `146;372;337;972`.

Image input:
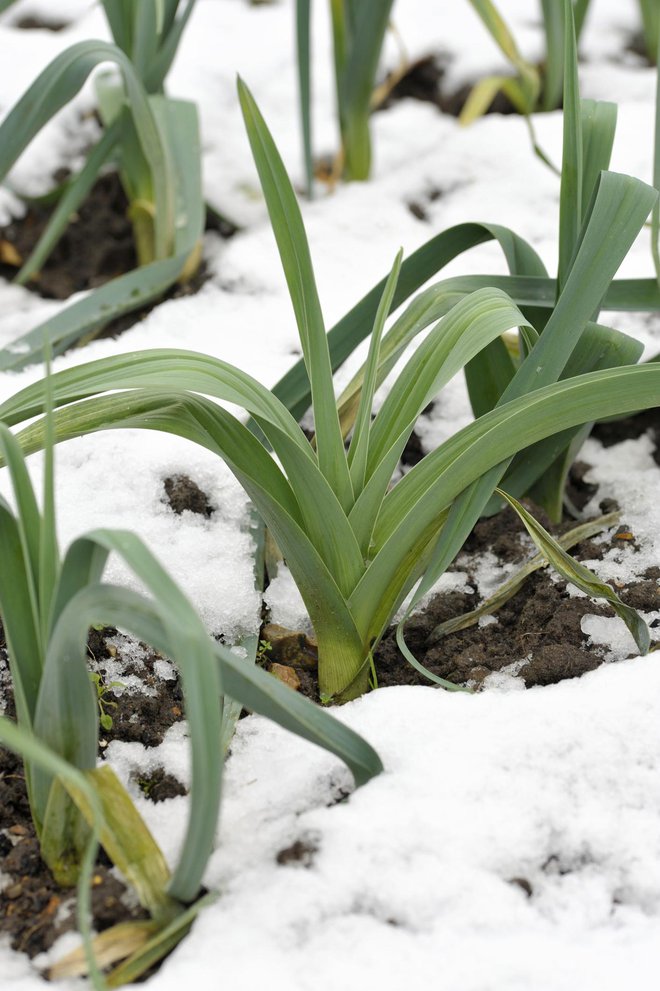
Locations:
0;403;381;986
0;1;203;366
462;0;591;121
1;75;659;706
638;0;659;63
281;0;659;526
296;0;395;190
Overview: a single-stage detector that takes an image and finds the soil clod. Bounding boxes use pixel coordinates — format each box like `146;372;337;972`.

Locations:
163;475;214;517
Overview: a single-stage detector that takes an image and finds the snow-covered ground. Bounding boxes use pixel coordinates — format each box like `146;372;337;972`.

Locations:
0;1;659;988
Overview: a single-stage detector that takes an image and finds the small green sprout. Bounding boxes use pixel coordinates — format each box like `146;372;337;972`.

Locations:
90;672;125;732
256;639;272;662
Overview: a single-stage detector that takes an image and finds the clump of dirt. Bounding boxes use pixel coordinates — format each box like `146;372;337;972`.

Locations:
133;767;188;803
276;837;318;868
625;31;657;66
163;475;214;517
12;16;69;31
258;623;319;701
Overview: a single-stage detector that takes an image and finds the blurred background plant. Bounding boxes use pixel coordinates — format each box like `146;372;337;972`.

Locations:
296;0;396;189
0;0;204;369
462;0;591;121
638;0;659;63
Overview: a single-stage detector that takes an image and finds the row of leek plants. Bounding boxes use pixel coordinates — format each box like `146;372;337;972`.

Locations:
2;54;658;704
296;0;654;188
1;0;658;984
0;0;657;379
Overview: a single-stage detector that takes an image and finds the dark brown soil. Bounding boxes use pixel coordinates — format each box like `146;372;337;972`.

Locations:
133;767;187;803
626;31;657;66
592;406;660;465
11;16;69;31
0;626;188;962
376;445;657;689
0;172;237;343
163;475;214;518
379;54;519;118
0;172;138;299
275;837;318;868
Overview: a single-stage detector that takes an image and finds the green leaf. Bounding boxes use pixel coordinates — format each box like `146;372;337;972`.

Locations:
580;99;617;219
0;40;175;259
147;2;198;94
0;504;43;732
348;248;402;494
639;0;660;63
52;533;222;905
653;22;660;284
238;77;353;510
296;0;313;196
347;288;533;555
573;0;592;39
352;364;660;645
0;352;308;456
271;220;548;422
339;0;395;179
428;510;621;642
558;0;582;291
540;0;565;111
494;320;644;517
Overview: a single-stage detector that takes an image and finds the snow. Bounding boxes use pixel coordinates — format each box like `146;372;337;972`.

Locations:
0;0;659;988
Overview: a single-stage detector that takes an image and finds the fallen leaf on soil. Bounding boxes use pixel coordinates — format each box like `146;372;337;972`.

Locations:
0;240;22;266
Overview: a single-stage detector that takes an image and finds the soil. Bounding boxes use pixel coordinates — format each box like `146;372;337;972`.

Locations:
0;172;138;300
0;625;188;963
379;54;520;119
626;31;657;66
592;406;660;463
0;171;237;341
11;16;69;32
163;474;214;518
264;486;657;701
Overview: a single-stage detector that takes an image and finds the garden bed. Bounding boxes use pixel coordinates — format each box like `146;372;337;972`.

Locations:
0;1;659;989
